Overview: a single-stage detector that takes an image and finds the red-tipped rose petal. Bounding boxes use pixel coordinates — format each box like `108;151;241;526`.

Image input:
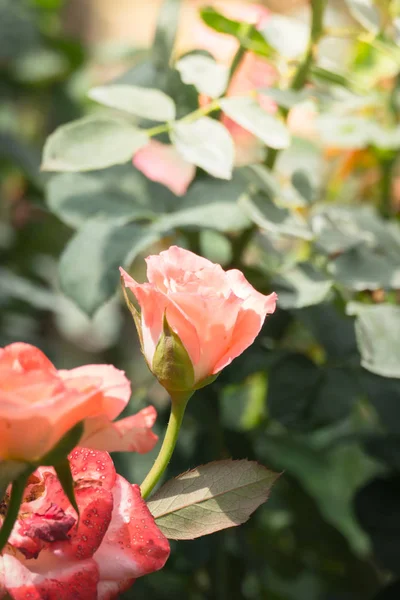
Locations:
68;447;116;490
56;486;114;561
94;478;170;582
3;552;99;600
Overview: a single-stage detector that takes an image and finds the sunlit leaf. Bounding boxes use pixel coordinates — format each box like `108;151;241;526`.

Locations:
345;0;381;33
171;117;234;179
41;116;148;172
148;460;278;539
88;85;176;121
176;54;229;98
273;263;333;309
220;97;290;149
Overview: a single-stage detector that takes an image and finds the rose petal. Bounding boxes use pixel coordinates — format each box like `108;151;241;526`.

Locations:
133;140;195;196
82;407;158;454
97;579;135;600
59;364;131;421
120;268;201;367
3;552;99;600
94;479;170;582
68;447;116;490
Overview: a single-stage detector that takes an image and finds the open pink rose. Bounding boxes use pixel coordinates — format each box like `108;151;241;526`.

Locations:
120;246;277;385
0;447;170;599
0;343;158;462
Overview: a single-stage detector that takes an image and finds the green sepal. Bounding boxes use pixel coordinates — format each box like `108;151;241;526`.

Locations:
55;459;79;517
0;466;34;553
0;461;28;504
120;277;144;354
193;372;220;391
39;421;84;466
152;312;195;393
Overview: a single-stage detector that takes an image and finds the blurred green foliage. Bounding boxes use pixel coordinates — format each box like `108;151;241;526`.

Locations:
2;0;400;598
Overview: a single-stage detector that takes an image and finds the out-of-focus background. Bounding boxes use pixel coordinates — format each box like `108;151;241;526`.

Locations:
2;0;400;598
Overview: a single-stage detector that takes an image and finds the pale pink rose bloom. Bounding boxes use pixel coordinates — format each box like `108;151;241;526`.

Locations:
0;343;157;462
133;140;196;196
0;447;169;599
120;246;277;384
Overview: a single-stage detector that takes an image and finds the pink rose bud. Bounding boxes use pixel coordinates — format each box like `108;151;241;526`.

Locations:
120;246;277;392
0;447;169;598
0;343;158;462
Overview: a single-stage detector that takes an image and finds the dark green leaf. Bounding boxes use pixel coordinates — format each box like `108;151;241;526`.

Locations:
59;221;162;315
200;6;274;58
0;468;33;553
39;421;84;466
54;459;79;516
240;193;312;239
153;0;182;69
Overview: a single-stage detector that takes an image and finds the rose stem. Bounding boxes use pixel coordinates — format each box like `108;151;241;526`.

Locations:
140;391;192;499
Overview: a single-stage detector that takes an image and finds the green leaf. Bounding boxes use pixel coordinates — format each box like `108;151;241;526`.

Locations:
148;460;278;539
157;176;251;232
0;461;28;504
171;117;234;179
41;116;149;172
257;433;376;554
328;245;400;290
239;164;280;198
59;221;161;315
46;164;178;229
258;87;309;109
240;193;312;240
54;459;79;516
200;6;274;58
348;303;400;379
153;0;182;69
273;263;333;309
88;85;176;121
310;66;361;91
345;0;381;33
152;313;195;392
267;354;321;428
39;422;84;466
220;97;290;150
0;468;33;553
176;54;229;98
291;170;314;203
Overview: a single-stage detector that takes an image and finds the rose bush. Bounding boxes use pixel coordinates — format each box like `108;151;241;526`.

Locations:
0;343;157;462
120;246;277;388
0;447;169;599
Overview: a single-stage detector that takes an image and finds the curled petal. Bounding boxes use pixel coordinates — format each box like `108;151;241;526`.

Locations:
94;479;170;583
81;406;158;454
97;579;135;600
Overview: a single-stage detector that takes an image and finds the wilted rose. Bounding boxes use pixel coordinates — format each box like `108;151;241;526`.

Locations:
0;343;157;462
120;246;277;390
0;447;169;599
